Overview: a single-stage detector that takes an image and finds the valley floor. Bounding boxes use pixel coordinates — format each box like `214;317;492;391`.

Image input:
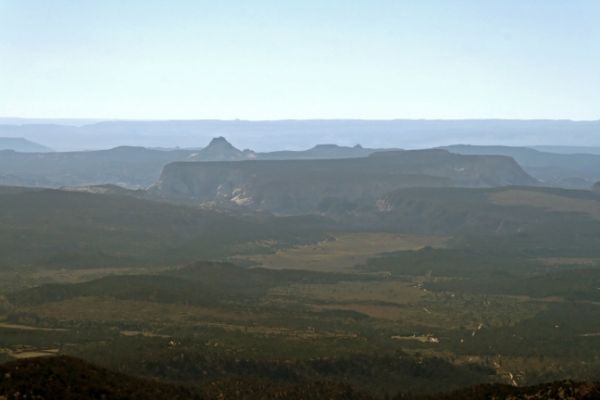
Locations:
1;185;600;398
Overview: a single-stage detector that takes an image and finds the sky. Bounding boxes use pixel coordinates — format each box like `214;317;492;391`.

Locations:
0;0;599;120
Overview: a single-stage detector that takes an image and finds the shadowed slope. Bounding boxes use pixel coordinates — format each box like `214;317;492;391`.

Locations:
0;356;201;400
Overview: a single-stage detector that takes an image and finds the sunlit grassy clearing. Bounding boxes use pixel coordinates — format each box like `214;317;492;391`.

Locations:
241;233;448;271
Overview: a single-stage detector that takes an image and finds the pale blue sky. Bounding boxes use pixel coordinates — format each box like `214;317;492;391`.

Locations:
1;1;599;120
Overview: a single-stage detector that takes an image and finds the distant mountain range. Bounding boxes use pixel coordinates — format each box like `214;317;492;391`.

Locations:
189;137;390;161
0;146;194;188
533;145;600;155
0;137;390;189
2;119;600;151
0;137;52;152
2;135;600;193
257;143;388;160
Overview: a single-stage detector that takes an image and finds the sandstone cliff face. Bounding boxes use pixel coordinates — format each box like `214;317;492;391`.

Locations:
151;150;537;215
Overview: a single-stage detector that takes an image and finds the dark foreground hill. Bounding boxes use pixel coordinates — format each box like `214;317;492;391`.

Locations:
0;356;201;400
410;381;600;400
151;149;536;215
0;356;598;400
0;356;371;400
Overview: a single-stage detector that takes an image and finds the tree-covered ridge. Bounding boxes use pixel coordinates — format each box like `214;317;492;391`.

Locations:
0;356;598;399
0;187;329;269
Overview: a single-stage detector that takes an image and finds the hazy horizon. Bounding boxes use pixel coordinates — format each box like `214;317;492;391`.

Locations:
2;118;600;152
2;1;599;120
3;117;600;124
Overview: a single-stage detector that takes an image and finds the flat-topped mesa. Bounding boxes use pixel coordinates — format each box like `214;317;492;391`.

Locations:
151;149;537;215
